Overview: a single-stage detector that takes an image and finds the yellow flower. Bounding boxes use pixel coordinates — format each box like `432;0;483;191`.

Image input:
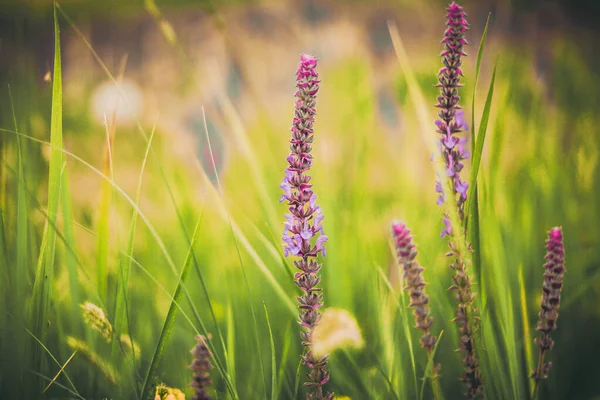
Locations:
311;308;364;358
155;383;185;400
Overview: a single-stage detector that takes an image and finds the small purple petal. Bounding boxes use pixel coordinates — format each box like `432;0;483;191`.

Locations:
456;179;469;199
441;217;452;238
456;110;468;130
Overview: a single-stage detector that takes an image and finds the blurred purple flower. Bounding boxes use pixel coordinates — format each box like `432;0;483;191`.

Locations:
532;227;566;389
280;54;333;400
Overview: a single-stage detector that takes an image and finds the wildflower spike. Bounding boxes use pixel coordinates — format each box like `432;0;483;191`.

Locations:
189;335;213;400
280;54;333;400
435;1;470;233
434;4;484;398
531;227;566;399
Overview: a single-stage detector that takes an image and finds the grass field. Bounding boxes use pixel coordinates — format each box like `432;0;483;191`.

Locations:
1;1;599;399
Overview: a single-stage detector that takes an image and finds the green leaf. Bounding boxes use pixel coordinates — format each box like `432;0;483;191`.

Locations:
140;214;203;400
264;304;277;400
466;62;497;232
30;3;63;383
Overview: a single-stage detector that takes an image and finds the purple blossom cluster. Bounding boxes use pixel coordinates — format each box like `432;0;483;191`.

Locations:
189;335;213;400
280;54;332;400
532;227;566;385
435;0;471;237
391;222;437;352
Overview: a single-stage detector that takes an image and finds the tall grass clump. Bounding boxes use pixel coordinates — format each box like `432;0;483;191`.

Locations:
280;54;332;400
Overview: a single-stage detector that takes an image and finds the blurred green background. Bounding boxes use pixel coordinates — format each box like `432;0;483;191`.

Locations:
0;0;599;399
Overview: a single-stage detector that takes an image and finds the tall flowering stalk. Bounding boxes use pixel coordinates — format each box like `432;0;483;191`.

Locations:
531;227;565;399
280;54;332;400
391;222;441;397
391;222;437;351
434;3;484;398
189;335;213;400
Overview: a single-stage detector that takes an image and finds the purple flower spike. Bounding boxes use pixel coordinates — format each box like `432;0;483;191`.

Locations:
280;54;333;400
189;335;213;400
435;4;484;399
391;221;441;380
532;227;566;395
434;0;471;233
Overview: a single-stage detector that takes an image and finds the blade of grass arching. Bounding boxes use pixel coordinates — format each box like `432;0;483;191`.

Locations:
124;253;236;398
140;214;203;400
95;115;116;305
467;14;490;290
30;5;63;383
43;350;77;393
469;185;483;297
27;370;85;400
376;265;418;392
466;62;497;232
264;304;277;400
201;108;268;398
113;126;155;359
24;326;79;395
9;86;28;305
60;162;80;310
419;331;445;400
387;21;437;160
226;304;237;393
519;265;534;398
471;12;492;146
276;322;293;399
293;358;302;400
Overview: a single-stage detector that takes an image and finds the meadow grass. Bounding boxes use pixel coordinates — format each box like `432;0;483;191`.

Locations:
0;1;599;399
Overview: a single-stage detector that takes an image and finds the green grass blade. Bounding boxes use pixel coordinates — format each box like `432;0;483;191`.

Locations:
420;331;444;400
276;322;292;399
95;122;114;304
471;12;492;146
24;326;79;396
113;126;155;351
140;214;203;400
468;13;491;286
30;4;63;383
377;264;417;392
60;163;80;310
9;86;28;305
226;304;237;393
264;304;277;400
293;358;302;400
519;265;534;397
466;62;497;232
201;107;268;398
